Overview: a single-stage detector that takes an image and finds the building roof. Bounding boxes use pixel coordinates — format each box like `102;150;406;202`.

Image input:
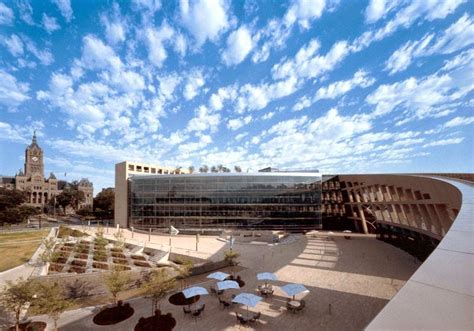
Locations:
0;176;15;184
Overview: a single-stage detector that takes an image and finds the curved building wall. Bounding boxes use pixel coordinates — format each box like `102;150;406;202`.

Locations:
129;173;322;231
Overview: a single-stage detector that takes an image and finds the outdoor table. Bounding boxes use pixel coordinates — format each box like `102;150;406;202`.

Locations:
288;300;301;308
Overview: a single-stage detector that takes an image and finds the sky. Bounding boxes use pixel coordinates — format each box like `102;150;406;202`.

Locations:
0;0;473;194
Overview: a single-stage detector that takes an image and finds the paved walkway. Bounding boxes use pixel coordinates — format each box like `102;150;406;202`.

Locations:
24;233;419;330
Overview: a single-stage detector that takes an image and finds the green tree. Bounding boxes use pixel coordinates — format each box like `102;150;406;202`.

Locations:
34;282;72;331
199;165;209;173
39;237;60;264
103;268;131;304
0;277;37;331
234;165;242;172
142;269;176;314
188;166;195;174
113;230;125;249
224;250;240;266
56;184;85;212
93;188;114;219
175;257;193;290
0;188;38;225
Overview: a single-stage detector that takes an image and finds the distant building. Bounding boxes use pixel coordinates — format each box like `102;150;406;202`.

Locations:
5;132;93;210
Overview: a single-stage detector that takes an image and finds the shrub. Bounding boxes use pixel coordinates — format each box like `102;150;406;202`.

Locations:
93;262;108;270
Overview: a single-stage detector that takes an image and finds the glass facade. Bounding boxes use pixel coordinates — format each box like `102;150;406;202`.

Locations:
129;173;322;231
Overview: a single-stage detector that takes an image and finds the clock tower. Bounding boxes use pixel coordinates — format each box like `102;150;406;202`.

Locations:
24;131;44;177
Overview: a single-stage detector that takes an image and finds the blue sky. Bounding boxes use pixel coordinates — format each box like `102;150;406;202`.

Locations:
0;0;473;193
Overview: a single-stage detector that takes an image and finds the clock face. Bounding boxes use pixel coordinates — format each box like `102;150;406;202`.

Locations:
32;156;38;162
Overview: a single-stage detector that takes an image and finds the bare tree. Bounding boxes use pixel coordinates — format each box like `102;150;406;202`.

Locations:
188;166;195;174
234;166;242;172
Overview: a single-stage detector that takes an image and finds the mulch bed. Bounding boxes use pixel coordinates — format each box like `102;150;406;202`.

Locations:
93;301;134;325
131;255;146;261
114;265;131;271
75;253;89;259
134;310;176;331
134;261;151;268
93;255;107;262
93;262;108;270
64;242;75;247
49;263;64;272
7;321;47;331
52;256;68;264
226;275;245;288
71;259;87;267
168;293;200;306
111;252;126;259
111;248;123;253
69;266;86;273
113;258;128;265
60;246;73;251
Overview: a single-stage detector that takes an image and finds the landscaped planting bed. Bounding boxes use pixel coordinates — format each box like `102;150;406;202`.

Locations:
75;253;89;259
131;255;146;261
111;248;123;253
111;252;126;259
60;245;73;251
93;262;108;270
52;256;68;264
49;263;64;272
113;258;128;265
69;266;86;273
64;242;75;247
71;259;87;267
114;265;131;271
134;261;151;268
93;255;107;262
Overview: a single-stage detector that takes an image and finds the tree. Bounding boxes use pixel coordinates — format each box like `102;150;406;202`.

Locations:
174;257;193;290
34;282;72;331
234;166;242;173
0;277;36;331
188;166;195;174
222;167;231;172
93;188;114;219
199;165;209;173
210;166;218;173
0;188;38;225
217;164;224;172
224;250;240;266
56;186;85;212
103;268;131;305
142;269;176;314
113;230;125;249
174;166;182;174
39;237;60;264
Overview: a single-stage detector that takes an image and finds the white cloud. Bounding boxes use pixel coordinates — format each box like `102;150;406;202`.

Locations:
0;3;14;25
292;95;311;111
1;34;24;57
187;105;220;132
423;137;464;147
174;33;187;57
284;0;327;29
444;116;474;128
441;48;474;71
209;86;238;111
367;65;474;121
183;69;205;100
81;35;122;71
42;14;60;33
158;73;181;101
17;0;34;25
272;39;349;81
365;0;400;23
53;0;74;22
0;122;30;144
227;115;252;130
385;15;474;74
24;38;54;65
178;134;212;154
0;69;30;108
101;6;126;45
145;22;174;68
179;0;230;47
262;112;275;120
315;69;375;100
222;26;253;65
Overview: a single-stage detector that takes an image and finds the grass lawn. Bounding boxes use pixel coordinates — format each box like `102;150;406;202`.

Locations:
0;230;49;272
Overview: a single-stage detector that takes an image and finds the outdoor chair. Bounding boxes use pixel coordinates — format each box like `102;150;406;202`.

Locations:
192;309;202;319
183;306;192;317
296;300;306;313
249;312;261;323
219;297;231;309
236;312;249;326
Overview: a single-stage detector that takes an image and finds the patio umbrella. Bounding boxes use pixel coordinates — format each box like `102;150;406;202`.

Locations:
280;283;309;300
217;280;240;291
182;286;209;299
257;272;278;286
233;293;262;317
207;271;230;281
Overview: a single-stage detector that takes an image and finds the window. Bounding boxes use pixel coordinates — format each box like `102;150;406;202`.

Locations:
128;164;135;171
137;166;142;172
151;168;156;174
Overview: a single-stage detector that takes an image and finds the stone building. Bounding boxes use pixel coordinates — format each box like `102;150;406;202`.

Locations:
6;132;94;210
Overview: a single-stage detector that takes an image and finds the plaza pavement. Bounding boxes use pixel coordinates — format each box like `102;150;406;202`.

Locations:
25;230;420;330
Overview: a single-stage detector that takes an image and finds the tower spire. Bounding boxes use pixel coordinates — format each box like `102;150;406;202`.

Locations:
32;130;37;144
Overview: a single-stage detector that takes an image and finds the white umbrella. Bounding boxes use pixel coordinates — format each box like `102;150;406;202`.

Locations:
280;283;309;300
207;271;230;281
232;293;263;317
182;286;209;299
217;280;239;291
